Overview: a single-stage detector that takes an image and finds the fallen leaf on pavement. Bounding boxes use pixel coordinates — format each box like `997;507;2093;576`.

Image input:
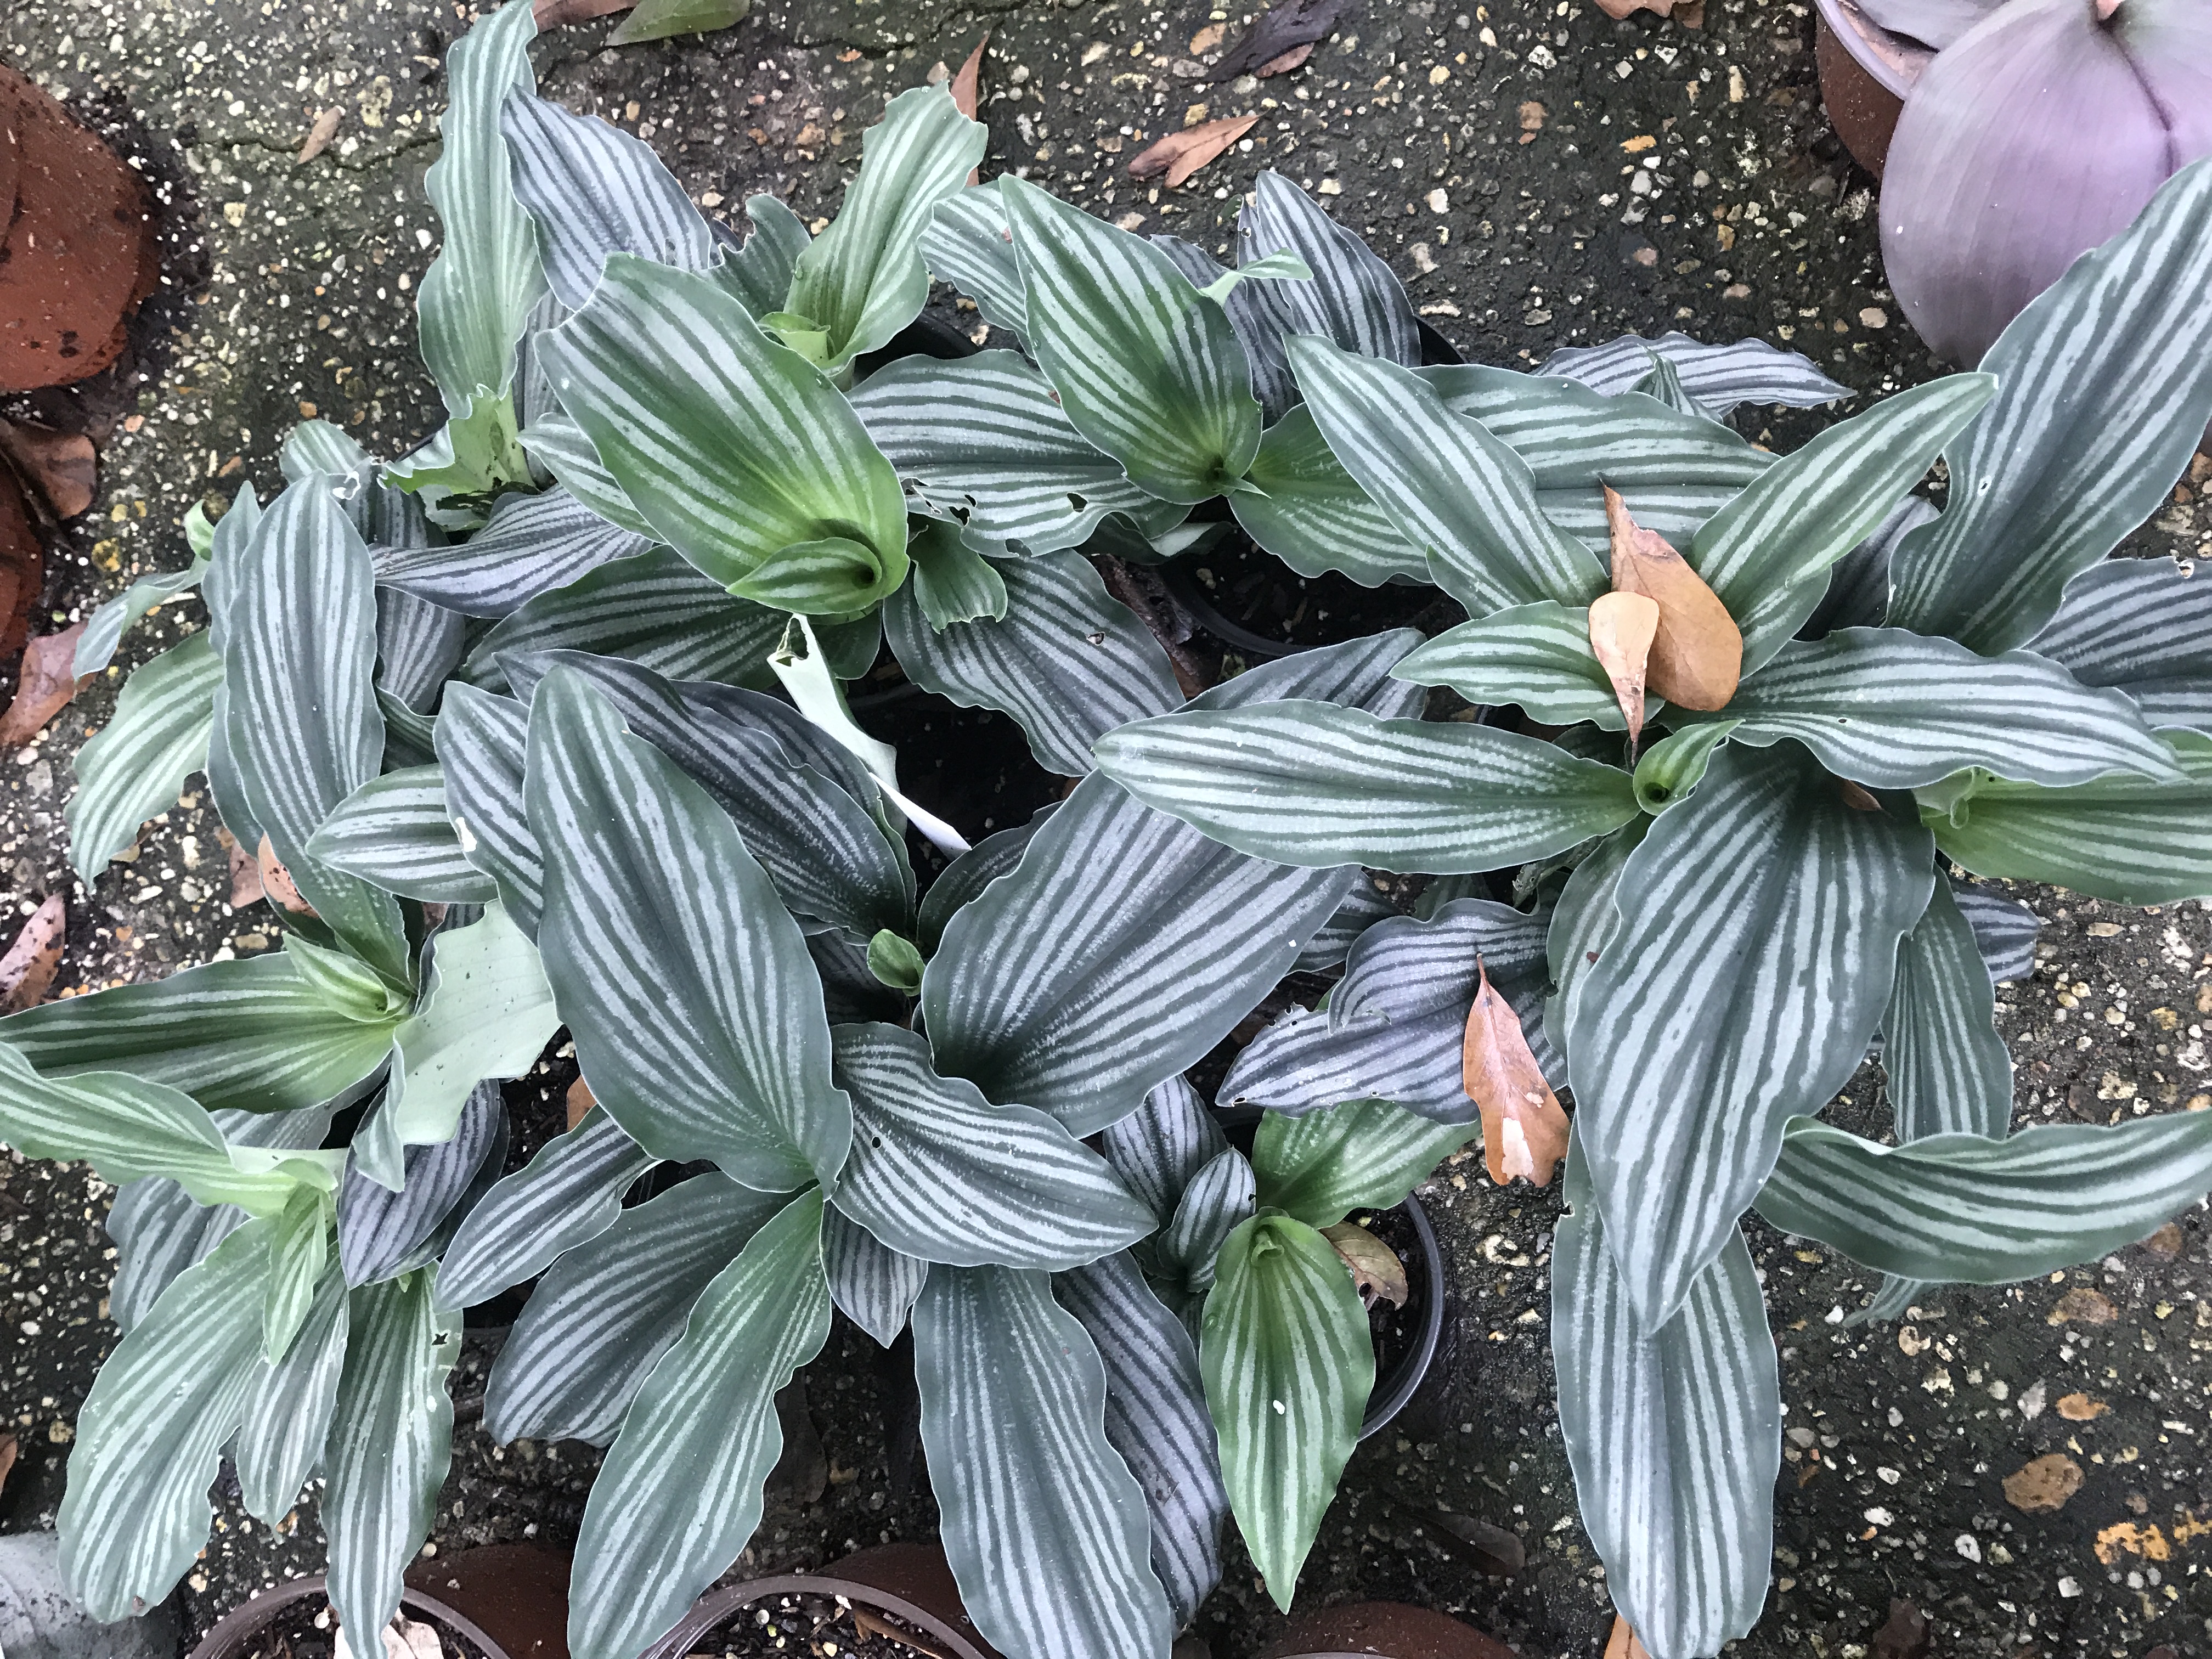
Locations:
2048;1286;2118;1325
1587;589;1659;745
0;624;88;746
1;469;41;667
1604;1616;1651;1659
950;34;988;119
1189;21;1226;54
1462;956;1569;1186
1255;42;1314;75
0;895;65;1013
297;106;343;163
1321;1220;1408;1308
1381;1492;1525;1577
224;828;265;909
2056;1391;2108;1421
1596;0;1702;20
1604;485;1740;710
256;837;316;916
566;1076;597;1131
1129;115;1259;188
1209;0;1344;81
1871;1599;1929;1659
2002;1452;2083;1514
533;0;634;23
0;1432;16;1492
0;420;97;518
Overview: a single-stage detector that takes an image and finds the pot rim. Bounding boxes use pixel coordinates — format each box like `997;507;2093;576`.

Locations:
636;1565;996;1659
1359;1187;1447;1440
1811;0;1936;100
183;1575;519;1659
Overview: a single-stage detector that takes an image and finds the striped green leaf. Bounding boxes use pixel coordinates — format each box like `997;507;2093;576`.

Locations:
569;1190;831;1659
1951;879;2040;985
1886;880;2013;1142
376;487;649;618
2024;557;2212;734
340;1082;505;1280
1160;1149;1255;1294
75;544;210;678
883;548;1180;777
1759;1112;2212;1283
528;668;853;1190
376;594;465;722
822;1202;928;1345
66;629;221;881
418;1;544;415
1630;349;1701;417
1393;601;1657;731
517;414;658;538
1201;1213;1372;1612
1541;819;1648;1057
1553;1153;1778;1659
541;256;909;612
1097;1075;1228;1227
1054;1251;1228;1626
1920;730;2212;905
308;765;499;904
1251;1098;1473;1230
918;180;1026;337
1284;336;1605;615
235;1265;349;1525
1714;626;2180;788
916;811;1051;953
262;1184;332;1359
324;1272;457;1645
56;1219;272;1618
486;1173;787;1444
1239;171;1420;371
1230;405;1427;587
907;519;1008;627
1001;174;1260;504
709;193;812;317
915;1264;1175;1659
1566;741;1936;1324
1689;375;1996;670
1149;234;1295;423
1888;160;2212;652
1633;720;1735;814
437;1109;656;1312
1538;330;1849;418
433;684;544;933
499;92;714;309
1093;701;1639;874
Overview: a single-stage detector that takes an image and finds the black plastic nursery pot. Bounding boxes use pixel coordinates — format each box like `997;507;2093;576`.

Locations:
637;1542;1001;1659
1255;1600;1519;1659
187;1545;572;1659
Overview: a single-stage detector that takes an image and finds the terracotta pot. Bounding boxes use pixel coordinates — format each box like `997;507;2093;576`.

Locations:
1811;0;1934;179
639;1542;1002;1659
186;1545;573;1659
0;64;160;392
1257;1600;1518;1659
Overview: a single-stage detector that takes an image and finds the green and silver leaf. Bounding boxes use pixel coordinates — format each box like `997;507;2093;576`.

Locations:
1392;601;1657;731
822;1201;929;1346
235;1265;349;1525
66;629;221;881
436;1108;657;1312
1250;1098;1473;1229
308;765;500;904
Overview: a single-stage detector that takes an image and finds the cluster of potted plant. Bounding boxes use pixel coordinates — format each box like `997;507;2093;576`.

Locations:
4;6;2212;1659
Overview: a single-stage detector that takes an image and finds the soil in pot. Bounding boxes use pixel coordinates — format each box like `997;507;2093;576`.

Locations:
225;1601;492;1659
1163;534;1460;662
681;1590;951;1658
1356;1203;1431;1406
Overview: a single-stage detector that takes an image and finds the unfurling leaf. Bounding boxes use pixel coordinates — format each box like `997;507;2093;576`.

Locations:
1604;486;1740;712
0;894;65;1013
1461;957;1568;1187
1320;1220;1407;1310
1587;590;1660;746
1129;116;1261;189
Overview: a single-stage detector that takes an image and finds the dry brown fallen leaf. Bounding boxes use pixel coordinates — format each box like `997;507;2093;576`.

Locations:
0;623;88;746
223;827;266;909
1188;20;1226;54
1462;957;1570;1187
2048;1286;2118;1325
2002;1452;2083;1514
2056;1391;2108;1421
566;1075;598;1132
298;106;343;164
1256;42;1314;75
0;895;65;1013
1596;0;1703;22
1837;779;1883;811
1128;114;1259;189
1321;1220;1408;1310
0;470;40;668
532;0;636;26
257;836;317;916
1587;589;1659;746
1604;485;1741;711
1604;1615;1652;1659
0;1431;16;1493
950;34;988;120
0;420;97;518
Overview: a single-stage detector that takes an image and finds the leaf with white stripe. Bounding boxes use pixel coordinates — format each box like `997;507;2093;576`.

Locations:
1251;1099;1472;1229
1230;405;1427;587
1885;881;2013;1143
75;542;210;678
568;1190;831;1659
884;548;1180;776
1565;741;1936;1324
1541;820;1648;1059
1054;1251;1228;1626
1537;330;1849;418
1239;170;1420;372
1800;496;1936;640
376;589;466;715
437;1109;656;1312
822;1201;928;1346
1921;730;2212;905
915;1263;1175;1659
66;629;221;881
918;181;1026;337
338;1082;505;1283
235;1265;349;1525
712;194;813;318
1097;1074;1228;1227
907;520;1008;627
1148;234;1296;424
1393;601;1658;731
1949;879;2040;986
1294;880;1397;974
541;256;909;613
499;92;714;309
2023;557;2212;733
308;766;499;904
916;810;1053;952
1094;701;1639;874
517;413;658;537
1553;1152;1778;1659
1201;1212;1372;1612
1001;174;1260;504
485;1172;787;1445
1157;1148;1252;1295
434;684;544;933
376;487;650;618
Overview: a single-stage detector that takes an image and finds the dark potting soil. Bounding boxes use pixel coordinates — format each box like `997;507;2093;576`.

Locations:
1163;535;1461;663
684;1591;943;1659
1357;1204;1430;1401
232;1602;490;1659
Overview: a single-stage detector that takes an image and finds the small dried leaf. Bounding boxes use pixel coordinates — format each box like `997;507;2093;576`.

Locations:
0;894;66;1013
227;830;266;910
1871;1600;1929;1659
2048;1286;2118;1325
2001;1452;2083;1514
1462;956;1569;1187
0;471;40;667
1188;21;1227;54
1838;780;1883;811
2055;1391;2108;1421
1587;589;1659;745
0;421;97;519
950;34;988;120
1604;1616;1652;1659
1604;486;1741;711
0;624;89;746
566;1075;598;1132
1209;0;1345;82
1255;42;1315;76
0;1431;17;1491
1321;1220;1409;1309
297;106;343;163
256;836;317;917
532;0;635;24
1383;1493;1526;1577
1128;115;1260;188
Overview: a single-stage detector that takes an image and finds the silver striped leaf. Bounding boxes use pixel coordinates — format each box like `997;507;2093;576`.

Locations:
907;519;1008;628
324;1272;457;1646
784;84;986;371
1714;626;2182;788
108;1174;243;1334
1053;1250;1228;1627
262;1186;333;1362
1149;233;1296;424
308;765;500;904
55;1218;272;1619
417;0;543;416
917;180;1027;337
568;1191;832;1659
379;692;439;772
1240;170;1421;373
516;413;658;538
74;542;211;678
850;351;1186;555
1688;374;1997;672
64;629;221;881
1629;350;1701;417
1888;159;2212;652
1539;819;1649;1063
822;1200;929;1346
1199;1213;1372;1612
1923;728;2212;905
1197;628;1426;713
914;1264;1176;1659
1799;495;1937;640
512;289;569;435
1093;701;1640;875
1159;1148;1255;1294
1000;174;1261;505
527;669;853;1191
1222;897;1556;1125
540;256;909;612
828;1022;1152;1269
1097;1074;1229;1227
436;1107;658;1312
1231;406;1430;587
1551;1153;1779;1659
1884;881;2013;1144
376;487;651;618
2022;556;2212;734
484;1172;787;1444
1948;879;2040;986
198;481;260;652
498;91;715;311
1392;601;1658;732
1294;879;1397;974
339;1081;505;1285
234;1263;350;1525
434;684;545;935
1565;741;1936;1325
916;810;1053;952
1285;336;1606;616
711;194;813;318
1536;329;1849;418
1758;1111;2212;1283
883;548;1181;777
812;929;910;1026
1250;1098;1472;1228
375;588;466;714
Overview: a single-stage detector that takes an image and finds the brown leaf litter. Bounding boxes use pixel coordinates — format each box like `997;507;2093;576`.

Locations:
1604;485;1741;710
1128;115;1260;189
1461;957;1569;1187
